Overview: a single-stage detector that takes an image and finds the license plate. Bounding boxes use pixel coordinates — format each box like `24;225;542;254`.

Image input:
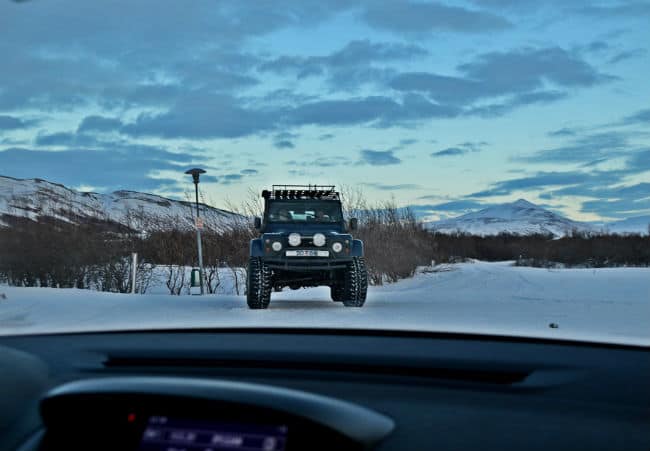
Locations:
286;250;329;257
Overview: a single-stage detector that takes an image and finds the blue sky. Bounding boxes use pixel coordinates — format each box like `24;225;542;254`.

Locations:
0;0;649;221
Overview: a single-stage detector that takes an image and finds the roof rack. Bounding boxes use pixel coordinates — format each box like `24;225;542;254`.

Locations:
262;184;340;200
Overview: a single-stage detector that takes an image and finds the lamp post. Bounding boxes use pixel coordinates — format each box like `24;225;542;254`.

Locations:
185;168;206;295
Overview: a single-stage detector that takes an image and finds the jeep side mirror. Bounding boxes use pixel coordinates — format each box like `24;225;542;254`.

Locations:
349;217;358;231
253;217;262;230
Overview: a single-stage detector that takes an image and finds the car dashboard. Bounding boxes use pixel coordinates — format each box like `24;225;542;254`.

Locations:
1;329;649;451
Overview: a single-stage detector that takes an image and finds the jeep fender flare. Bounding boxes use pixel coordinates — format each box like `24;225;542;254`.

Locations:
350;239;364;257
250;238;265;257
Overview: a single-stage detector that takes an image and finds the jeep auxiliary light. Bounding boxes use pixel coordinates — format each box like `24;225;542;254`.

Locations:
313;233;326;247
271;241;283;252
288;233;301;247
332;242;343;253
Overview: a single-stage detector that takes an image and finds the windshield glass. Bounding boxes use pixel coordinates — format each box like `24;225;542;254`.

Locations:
267;201;342;223
0;0;649;345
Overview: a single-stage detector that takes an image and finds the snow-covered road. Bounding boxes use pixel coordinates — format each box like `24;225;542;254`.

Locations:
1;261;649;346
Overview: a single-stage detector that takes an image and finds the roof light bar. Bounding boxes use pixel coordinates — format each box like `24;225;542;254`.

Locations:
262;185;340;200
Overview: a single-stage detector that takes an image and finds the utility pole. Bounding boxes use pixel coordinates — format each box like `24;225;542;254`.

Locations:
185;168;206;295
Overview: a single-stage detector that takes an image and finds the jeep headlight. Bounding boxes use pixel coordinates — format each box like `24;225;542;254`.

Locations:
313;233;326;247
332;242;343;253
271;241;283;252
288;233;301;247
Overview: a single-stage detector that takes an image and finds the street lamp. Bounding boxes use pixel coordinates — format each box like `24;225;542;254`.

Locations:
185;168;206;295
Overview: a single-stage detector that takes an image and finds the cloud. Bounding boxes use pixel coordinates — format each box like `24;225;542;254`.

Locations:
469;170;621;198
120;92;459;140
121;93;277;139
240;169;258;175
198;175;219;184
622;108;650;125
318;133;334;140
0;115;36;130
0;145;200;192
362;182;421;190
272;132;297;149
274;140;295;149
357;149;401;166
430;141;486;157
547;180;650;200
578;3;650;18
275;131;299;140
583;41;609;53
260;39;428;78
431;147;467;157
467;90;568;117
399;138;418;146
460;46;613;90
547;127;576;137
362;2;511;33
580;195;650;219
260;41;418;90
34;132;76;146
608;48;648;64
288;94;459;129
286;156;352;167
407;199;494;220
34;131;101;147
77;115;123;133
519;131;632;164
220;173;244;184
390;47;613;111
390;47;613;115
626;148;650;172
286;96;398;126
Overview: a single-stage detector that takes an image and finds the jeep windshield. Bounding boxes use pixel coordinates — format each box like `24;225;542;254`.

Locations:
267;201;343;224
0;0;649;346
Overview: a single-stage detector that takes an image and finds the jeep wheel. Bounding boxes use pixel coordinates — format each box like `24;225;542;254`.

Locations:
247;257;272;309
330;284;345;302
342;257;368;307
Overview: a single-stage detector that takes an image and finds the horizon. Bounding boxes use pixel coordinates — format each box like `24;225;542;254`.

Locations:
3;173;649;226
1;1;649;222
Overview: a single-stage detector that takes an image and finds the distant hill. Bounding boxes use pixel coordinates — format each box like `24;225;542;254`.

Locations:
0;175;241;232
426;199;594;237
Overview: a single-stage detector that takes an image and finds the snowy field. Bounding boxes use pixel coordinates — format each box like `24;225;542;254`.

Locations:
1;261;649;346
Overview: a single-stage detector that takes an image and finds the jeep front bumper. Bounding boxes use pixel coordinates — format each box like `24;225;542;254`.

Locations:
262;256;353;271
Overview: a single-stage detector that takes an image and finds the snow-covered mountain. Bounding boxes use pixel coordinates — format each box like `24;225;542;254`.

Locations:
0;175;241;231
426;199;593;237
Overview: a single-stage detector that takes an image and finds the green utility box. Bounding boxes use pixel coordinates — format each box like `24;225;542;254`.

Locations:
190;268;201;288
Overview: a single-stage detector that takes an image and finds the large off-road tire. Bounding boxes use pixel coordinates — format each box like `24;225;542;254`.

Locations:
330;284;345;302
247;257;272;309
342;257;368;307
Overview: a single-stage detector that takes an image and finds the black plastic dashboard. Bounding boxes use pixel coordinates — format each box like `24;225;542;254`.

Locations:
1;328;649;451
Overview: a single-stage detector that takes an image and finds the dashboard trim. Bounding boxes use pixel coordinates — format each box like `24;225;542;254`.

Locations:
41;376;395;448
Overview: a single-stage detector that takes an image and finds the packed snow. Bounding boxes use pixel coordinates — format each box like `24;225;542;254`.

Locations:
1;261;648;346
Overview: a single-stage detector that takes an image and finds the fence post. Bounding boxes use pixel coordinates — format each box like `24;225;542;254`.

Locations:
131;252;138;294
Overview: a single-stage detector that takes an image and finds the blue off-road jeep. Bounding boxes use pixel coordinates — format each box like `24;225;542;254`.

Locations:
247;185;367;309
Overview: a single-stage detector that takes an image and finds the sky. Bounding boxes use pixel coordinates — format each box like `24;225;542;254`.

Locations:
0;0;649;222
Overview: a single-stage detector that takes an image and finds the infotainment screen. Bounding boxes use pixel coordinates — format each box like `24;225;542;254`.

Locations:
138;416;288;451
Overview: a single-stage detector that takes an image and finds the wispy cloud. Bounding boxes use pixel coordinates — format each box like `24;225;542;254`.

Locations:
0;115;37;130
362;182;421;190
357;149;402;166
431;141;487;158
362;1;512;33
